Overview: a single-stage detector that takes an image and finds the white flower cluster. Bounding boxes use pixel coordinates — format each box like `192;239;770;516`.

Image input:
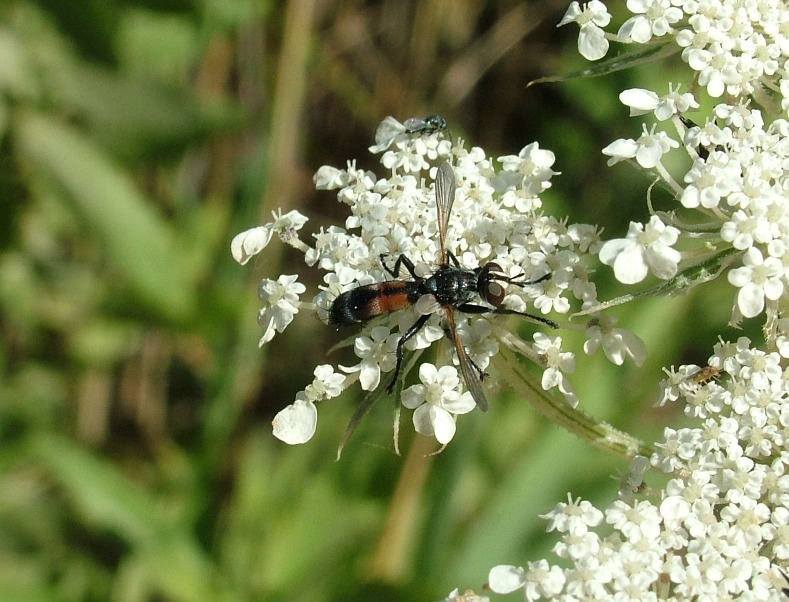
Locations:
489;337;789;600
561;0;789;104
561;1;789;324
603;95;789;321
232;119;646;447
477;4;789;600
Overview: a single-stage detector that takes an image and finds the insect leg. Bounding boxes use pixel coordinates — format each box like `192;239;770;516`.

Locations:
386;313;431;393
456;303;559;329
380;253;420;279
445;250;462;268
456;303;493;314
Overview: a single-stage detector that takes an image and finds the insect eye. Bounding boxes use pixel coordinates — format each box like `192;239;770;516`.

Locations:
484;281;505;306
477;262;507;305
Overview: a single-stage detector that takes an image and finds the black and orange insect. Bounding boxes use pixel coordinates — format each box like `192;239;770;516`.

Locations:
330;161;558;411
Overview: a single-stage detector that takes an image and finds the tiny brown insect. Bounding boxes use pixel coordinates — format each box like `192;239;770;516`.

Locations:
692;365;721;385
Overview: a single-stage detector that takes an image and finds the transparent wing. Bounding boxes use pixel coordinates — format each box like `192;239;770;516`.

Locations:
403;117;426;133
444;306;489;412
434;161;456;265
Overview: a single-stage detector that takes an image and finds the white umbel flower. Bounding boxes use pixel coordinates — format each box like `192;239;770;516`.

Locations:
557;0;612;60
401;364;475;444
728;247;784;318
599;216;681;284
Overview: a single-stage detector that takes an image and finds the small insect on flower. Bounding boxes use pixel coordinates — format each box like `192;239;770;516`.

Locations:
691;365;721;385
369;115;450;153
679;115;725;161
403;114;448;136
329;162;558;412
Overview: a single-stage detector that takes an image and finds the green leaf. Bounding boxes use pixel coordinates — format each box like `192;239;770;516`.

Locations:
63;64;242;161
337;385;390;460
528;40;680;87
36;0;119;65
30;433;161;544
15;111;195;321
31;434;226;601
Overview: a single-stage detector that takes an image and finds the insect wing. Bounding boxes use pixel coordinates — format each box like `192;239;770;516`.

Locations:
445;306;489;412
434;162;456;265
403;117;427;133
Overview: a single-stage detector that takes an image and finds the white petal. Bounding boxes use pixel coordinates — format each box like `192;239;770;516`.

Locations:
488;565;525;594
617;16;639;41
418;362;439;383
619;88;659;115
430;406;457;444
601;138;638;164
635;142;664;168
599;238;632;266
737;283;765;318
541;366;561;390
620;329;647;367
412;403;434;437
272;400;317;444
660;496;690;522
578;24;609;61
557;2;581;27
313;165;345;190
763;279;783;301
626;0;650;12
742;246;763;267
442;392;476;415
645;246;680;280
401;385;426;409
728;266;752;288
680;186;701;208
613;246;649;284
257;310;277;346
588;0;611;26
629;17;654;43
359;362;381;391
707;72;725;98
231;226;273;265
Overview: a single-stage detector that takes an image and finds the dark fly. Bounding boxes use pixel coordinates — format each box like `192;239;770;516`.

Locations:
680;115;725;161
330;162;558;411
403;115;447;136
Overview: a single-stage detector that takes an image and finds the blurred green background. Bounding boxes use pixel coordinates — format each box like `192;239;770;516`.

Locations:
0;1;750;601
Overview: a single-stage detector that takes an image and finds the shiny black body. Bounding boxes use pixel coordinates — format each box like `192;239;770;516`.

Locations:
329;162;557;411
403;115;447;136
